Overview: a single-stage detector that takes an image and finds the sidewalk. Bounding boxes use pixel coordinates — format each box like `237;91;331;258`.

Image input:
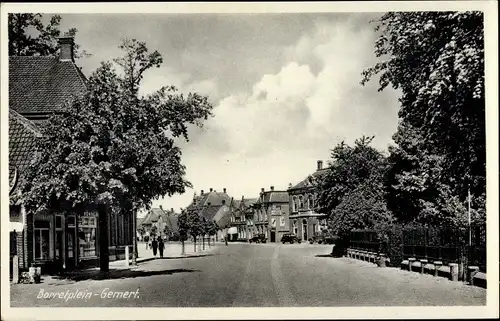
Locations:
109;241;217;269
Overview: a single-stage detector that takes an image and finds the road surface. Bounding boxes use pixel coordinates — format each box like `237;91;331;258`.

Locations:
10;242;486;307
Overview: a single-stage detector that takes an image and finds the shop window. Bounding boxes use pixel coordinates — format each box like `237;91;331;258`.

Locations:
34;220;51;260
78;214;97;258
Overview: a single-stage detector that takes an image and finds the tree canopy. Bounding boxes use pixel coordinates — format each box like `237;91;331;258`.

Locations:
8;13;90;58
316;136;392;236
362;12;485;227
17;38;213;216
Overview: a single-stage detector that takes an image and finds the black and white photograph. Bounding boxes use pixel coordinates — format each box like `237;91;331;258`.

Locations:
1;1;498;320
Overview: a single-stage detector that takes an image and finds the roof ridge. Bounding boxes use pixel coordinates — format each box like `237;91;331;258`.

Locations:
9;109;42;137
67;60;89;89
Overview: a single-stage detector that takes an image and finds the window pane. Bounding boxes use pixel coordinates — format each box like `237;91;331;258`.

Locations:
79;226;97;257
41;229;50;260
35;231;41;259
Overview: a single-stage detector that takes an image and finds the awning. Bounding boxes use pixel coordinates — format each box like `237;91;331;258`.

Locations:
227;227;238;234
10;222;24;232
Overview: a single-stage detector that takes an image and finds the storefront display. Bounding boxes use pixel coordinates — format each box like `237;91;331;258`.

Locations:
78;213;97;258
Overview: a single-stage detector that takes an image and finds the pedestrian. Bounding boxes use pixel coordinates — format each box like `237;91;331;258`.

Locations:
224;236;228;246
152;237;158;257
158;236;165;258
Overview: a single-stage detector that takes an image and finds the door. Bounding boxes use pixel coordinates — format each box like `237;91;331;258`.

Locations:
271;230;276;243
302;220;308;241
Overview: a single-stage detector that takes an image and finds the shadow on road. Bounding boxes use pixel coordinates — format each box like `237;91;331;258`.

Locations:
315;253;344;258
52;268;200;282
159;254;215;260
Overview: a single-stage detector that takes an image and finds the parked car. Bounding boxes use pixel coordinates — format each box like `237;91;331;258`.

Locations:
281;234;302;244
309;232;337;244
249;234;267;243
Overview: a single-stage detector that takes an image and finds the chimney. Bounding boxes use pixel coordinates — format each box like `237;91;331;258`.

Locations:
210;188;213;192
223;188;227;193
317;160;323;171
201;189;204;195
171;208;174;213
241;195;244;200
270;186;274;191
261;188;265;193
58;36;75;62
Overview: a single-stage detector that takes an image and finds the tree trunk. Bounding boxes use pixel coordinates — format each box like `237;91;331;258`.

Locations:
202;235;205;250
181;240;185;255
193;236;197;252
98;203;109;273
132;209;137;265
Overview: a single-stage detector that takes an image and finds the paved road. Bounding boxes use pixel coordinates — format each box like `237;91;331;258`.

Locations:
10;243;486;307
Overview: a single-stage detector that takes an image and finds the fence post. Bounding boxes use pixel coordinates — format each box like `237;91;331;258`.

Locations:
12;255;19;284
125;246;130;268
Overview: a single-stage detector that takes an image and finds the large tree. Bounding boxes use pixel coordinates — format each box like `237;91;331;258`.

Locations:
362;12;485;227
16;39;213;272
316;136;392;237
8;13;89;58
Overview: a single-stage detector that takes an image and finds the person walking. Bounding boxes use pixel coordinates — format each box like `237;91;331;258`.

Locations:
224;236;228;246
158;236;165;258
152;237;158;257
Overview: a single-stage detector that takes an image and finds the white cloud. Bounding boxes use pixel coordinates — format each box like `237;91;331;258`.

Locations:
153;17;401;212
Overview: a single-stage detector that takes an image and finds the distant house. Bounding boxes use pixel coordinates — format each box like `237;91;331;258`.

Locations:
140;207;164;238
185;188;233;241
229;196;258;241
252;186;290;243
288;160;329;243
8;36;134;273
156;208;179;241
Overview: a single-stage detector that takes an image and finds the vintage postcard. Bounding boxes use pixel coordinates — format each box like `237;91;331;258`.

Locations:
1;1;498;320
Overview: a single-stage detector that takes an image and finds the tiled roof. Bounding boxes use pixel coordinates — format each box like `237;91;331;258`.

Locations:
9;56;87;114
9;165;18;194
200;205;222;222
289;168;329;190
167;214;179;232
263;191;289;203
217;210;232;229
186;191;232;212
142;208;165;225
9;110;42;194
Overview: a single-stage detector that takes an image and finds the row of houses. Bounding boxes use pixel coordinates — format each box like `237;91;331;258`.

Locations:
8;36;135;274
183;160;330;243
136;206;179;241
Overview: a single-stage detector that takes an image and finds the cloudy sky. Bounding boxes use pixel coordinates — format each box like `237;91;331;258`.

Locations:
56;13;401;215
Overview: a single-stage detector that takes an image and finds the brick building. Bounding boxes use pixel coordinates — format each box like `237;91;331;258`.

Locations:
8;36;134;274
288;161;329;243
252;186;290;243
